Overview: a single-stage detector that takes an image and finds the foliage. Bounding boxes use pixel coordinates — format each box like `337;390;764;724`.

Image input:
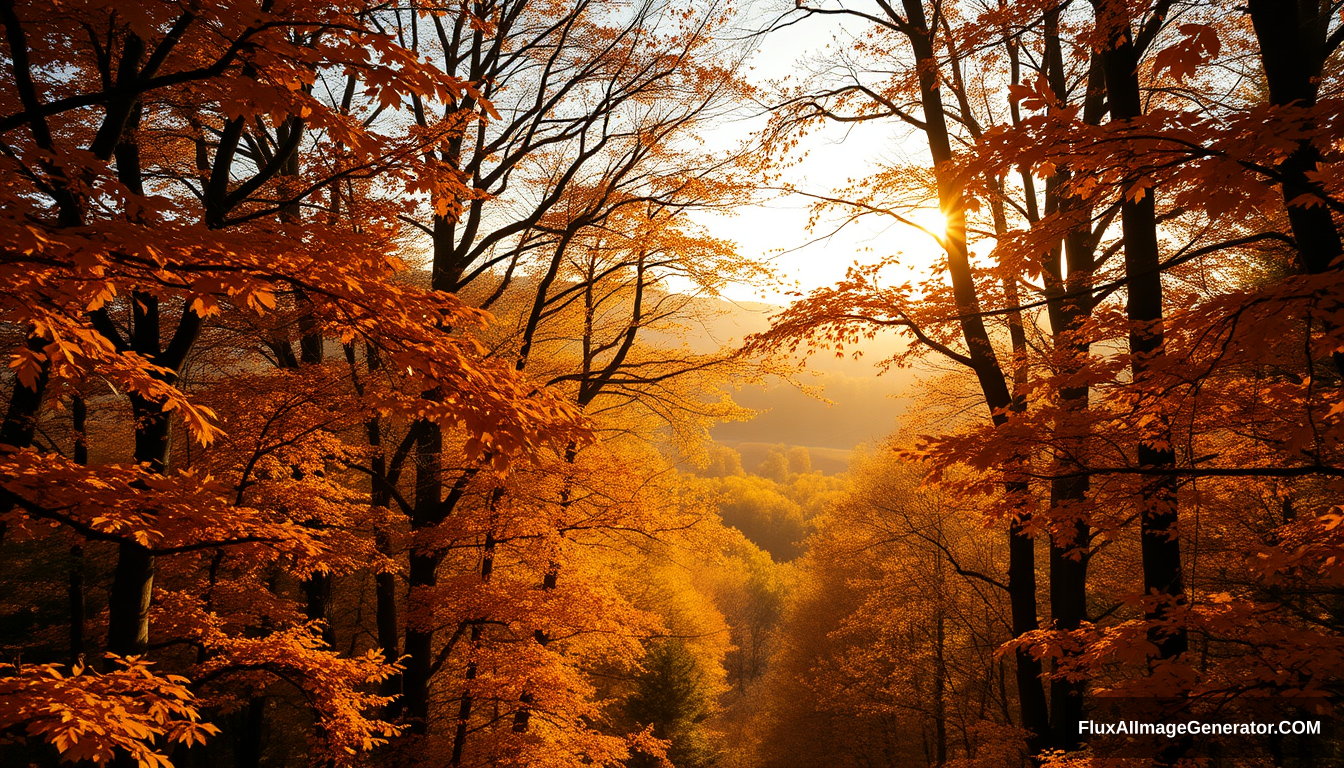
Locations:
0;657;217;768
756;450;1021;767
7;0;1344;765
751;0;1344;762
0;0;767;766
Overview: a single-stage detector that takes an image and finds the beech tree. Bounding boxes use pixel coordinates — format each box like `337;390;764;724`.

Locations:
6;0;1344;766
752;0;1067;749
0;2;584;764
312;3;766;751
751;0;1344;762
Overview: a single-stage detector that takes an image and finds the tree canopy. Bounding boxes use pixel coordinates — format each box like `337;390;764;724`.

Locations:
3;0;1344;767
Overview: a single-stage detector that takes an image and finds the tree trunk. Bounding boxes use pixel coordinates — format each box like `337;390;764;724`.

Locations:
106;103;204;660
933;609;948;766
1098;13;1188;664
360;344;404;714
231;697;266;768
397;145;485;730
1247;0;1344;377
449;623;483;766
0;334;50;547
450;528;495;766
899;0;1051;751
108;388;169;659
403;417;443;733
1041;10;1101;749
0;334;48;452
68;395;88;666
1247;0;1341;276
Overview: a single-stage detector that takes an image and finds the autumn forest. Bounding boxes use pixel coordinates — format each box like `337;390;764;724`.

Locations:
1;0;1343;766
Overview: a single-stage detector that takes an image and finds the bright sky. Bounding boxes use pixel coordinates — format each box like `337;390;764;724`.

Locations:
696;0;948;304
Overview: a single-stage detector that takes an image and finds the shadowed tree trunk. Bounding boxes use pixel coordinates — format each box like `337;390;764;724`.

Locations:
1096;0;1188;665
68;395;88;667
1039;8;1105;749
1248;0;1344;378
892;0;1051;750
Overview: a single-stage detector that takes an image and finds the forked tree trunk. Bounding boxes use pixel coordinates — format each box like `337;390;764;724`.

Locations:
107;101;164;660
280;124;337;649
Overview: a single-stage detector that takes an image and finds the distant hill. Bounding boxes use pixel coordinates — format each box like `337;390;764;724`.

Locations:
456;278;919;453
666;296;916;451
728;442;854;476
714;374;906;451
664;298;912;377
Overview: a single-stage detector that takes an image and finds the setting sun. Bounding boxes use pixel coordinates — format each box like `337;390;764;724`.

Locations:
907;205;951;245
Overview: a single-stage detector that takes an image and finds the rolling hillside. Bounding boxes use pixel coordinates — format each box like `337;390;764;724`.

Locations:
671;298;916;455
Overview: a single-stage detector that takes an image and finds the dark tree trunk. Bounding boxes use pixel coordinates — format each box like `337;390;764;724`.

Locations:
1098;14;1188;663
0;334;48;453
375;569;400;690
933;610;948;766
402;418;443;733
1247;0;1341;276
359;344;404;713
450;529;495;766
1247;0;1344;377
232;697;267;768
68;543;86;665
896;0;1052;751
68;395;88;666
109;388;169;659
1041;10;1102;748
268;119;336;648
449;623;482;766
295;345;334;648
107;101;162;663
397;145;483;731
107;543;156;658
372;424;402;713
0;336;51;547
402;422;483;734
106;101;204;662
108;293;172;660
302;574;334;646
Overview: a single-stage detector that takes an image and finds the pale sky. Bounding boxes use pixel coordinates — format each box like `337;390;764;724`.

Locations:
695;0;948;304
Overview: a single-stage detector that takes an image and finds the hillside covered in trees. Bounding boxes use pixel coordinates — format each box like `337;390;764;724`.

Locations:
2;1;1344;767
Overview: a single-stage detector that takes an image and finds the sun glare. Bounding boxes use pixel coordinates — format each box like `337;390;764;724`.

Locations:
908;206;949;244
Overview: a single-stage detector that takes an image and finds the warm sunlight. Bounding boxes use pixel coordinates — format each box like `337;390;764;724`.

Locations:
907;205;950;245
2;2;1337;767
